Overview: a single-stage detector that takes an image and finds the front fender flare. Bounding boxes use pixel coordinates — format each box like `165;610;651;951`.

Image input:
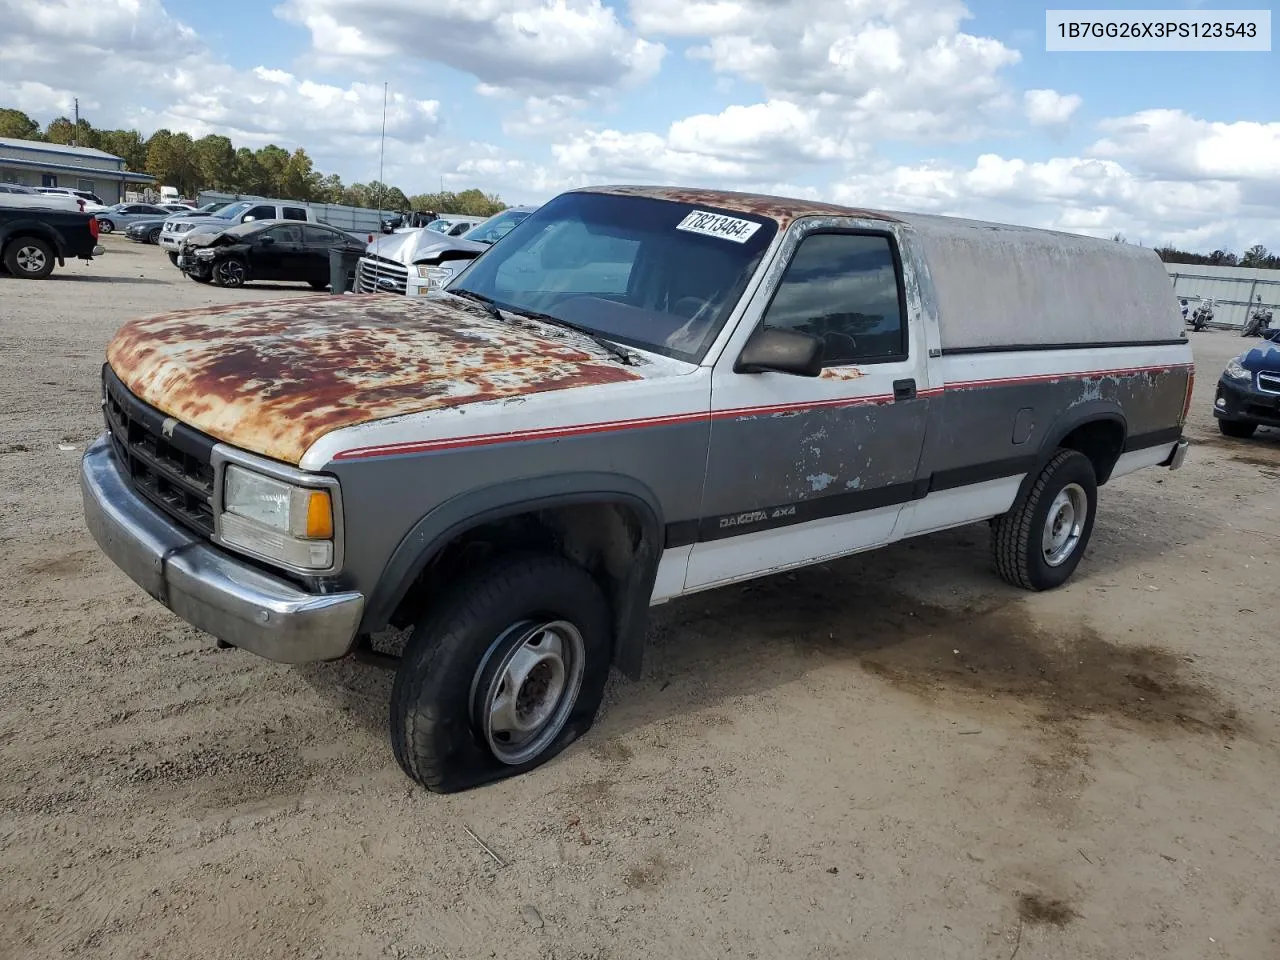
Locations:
362;472;667;679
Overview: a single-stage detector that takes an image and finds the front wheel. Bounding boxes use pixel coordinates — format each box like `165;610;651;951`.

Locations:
147;227;162;244
97;219;114;234
211;258;246;287
390;554;612;793
308;279;328;291
1218;418;1257;439
992;449;1098;591
167;251;179;266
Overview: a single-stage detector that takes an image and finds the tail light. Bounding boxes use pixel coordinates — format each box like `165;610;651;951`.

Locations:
89;215;99;240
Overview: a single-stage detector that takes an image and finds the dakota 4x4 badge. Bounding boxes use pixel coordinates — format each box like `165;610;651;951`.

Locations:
719;505;797;528
676;209;763;243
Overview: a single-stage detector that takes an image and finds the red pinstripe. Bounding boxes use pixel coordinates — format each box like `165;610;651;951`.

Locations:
329;362;1194;461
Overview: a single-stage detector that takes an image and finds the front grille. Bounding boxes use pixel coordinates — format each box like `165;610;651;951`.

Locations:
103;367;216;537
1258;372;1280;395
356;255;408;295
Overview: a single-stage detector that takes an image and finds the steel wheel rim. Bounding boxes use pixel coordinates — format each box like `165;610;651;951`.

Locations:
1042;483;1087;567
15;245;46;273
99;220;113;233
476;620;585;766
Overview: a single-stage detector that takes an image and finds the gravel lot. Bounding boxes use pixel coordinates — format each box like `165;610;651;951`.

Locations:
2;235;1279;960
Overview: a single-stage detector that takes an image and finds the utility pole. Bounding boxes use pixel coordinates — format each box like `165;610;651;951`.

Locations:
376;81;388;226
72;98;79;147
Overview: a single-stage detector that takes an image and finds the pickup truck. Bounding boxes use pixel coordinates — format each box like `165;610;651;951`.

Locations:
81;185;1193;793
0;206;104;279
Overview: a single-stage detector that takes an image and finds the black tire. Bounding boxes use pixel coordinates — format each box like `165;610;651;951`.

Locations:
147;227;162;244
1218;418;1257;439
98;219;114;234
211;258;246;287
3;236;55;279
390;553;612;793
992;449;1098;591
167;251;179;266
308;279;328;291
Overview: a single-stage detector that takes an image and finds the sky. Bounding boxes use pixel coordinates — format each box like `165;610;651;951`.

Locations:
0;0;1276;252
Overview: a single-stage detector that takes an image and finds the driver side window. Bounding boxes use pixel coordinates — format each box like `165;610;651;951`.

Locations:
761;232;907;366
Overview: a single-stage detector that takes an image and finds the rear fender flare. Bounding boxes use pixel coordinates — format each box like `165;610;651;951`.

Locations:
1012;402;1127;503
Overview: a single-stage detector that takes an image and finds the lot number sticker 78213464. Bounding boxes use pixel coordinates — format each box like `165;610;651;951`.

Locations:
676;209;763;243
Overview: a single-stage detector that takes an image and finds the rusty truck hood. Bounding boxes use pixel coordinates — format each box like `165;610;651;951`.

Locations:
105;293;645;465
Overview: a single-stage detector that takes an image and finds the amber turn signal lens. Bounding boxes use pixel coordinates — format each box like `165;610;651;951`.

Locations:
305;490;334;539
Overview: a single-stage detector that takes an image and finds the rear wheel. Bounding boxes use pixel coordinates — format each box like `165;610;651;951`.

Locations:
97;219;114;234
211;258;247;287
3;237;55;279
992;449;1098;591
147;227;162;244
308;279;328;290
390;553;612;793
1218;418;1257;439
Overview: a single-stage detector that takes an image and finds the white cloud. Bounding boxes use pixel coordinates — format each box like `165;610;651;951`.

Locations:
631;0;1021;141
1024;88;1082;129
1090;109;1280;183
829;151;1262;251
550;99;864;187
278;0;665;96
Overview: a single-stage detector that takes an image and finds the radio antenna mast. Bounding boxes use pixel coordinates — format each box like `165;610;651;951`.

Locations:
377;81;388;228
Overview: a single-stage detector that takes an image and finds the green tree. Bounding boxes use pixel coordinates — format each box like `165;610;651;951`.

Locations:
98;129;147;169
1241;244;1270;267
0;108;42;140
341;182;371;207
255;144;290;195
278;147;316;200
314;173;345;203
449;188;506;216
45;116;76;144
232;147;267;194
194;134;236;190
145;129;199;195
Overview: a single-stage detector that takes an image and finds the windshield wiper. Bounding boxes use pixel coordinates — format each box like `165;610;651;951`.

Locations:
449;290;636;366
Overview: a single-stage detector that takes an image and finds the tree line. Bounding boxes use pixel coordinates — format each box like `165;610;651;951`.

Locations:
1155;243;1279;271
0;107;507;216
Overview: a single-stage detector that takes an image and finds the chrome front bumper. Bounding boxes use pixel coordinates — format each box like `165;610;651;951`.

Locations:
80;435;364;663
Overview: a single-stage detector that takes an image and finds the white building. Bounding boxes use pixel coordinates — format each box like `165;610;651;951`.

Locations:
1165;262;1279;329
0;137;156;204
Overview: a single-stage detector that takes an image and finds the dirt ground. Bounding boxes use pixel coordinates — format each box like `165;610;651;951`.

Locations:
2;235;1279;960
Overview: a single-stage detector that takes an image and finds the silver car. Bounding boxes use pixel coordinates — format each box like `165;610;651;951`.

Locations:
96;203;191;234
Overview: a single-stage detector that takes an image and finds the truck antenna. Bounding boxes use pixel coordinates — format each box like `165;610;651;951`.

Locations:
377;81;388;229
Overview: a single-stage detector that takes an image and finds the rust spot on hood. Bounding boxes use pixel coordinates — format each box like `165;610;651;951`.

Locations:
106;293;643;465
575;185;902;228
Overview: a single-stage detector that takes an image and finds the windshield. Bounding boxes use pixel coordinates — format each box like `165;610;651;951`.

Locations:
463;209;531;245
449;192;777;363
425;220;453;233
214;201;252;220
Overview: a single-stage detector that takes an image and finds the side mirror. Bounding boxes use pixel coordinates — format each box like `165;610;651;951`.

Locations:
734;327;823;377
242;215;255;223
260;236;274;245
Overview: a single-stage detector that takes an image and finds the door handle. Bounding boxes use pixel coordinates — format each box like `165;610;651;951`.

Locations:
893;378;917;401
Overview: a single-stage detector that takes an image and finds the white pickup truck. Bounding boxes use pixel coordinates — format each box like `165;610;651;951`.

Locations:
82;185;1192;793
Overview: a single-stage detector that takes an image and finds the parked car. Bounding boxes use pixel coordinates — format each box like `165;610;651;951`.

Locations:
1214;328;1280;438
178;219;366;288
83;185;1193;793
35;187;109;212
124;205;228;244
425;216;482;236
0;183;85;212
356;206;537;296
0;205;103;278
159;199;317;263
96;203;186;234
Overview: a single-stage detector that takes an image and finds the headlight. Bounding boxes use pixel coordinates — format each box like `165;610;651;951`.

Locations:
415;264;455;285
1224;357;1251;381
219;465;336;571
194;248;216;258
